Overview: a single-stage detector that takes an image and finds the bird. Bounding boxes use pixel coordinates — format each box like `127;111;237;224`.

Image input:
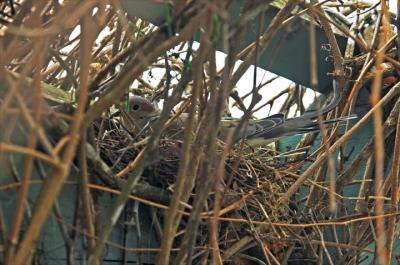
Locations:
121;85;355;146
119;96;160;134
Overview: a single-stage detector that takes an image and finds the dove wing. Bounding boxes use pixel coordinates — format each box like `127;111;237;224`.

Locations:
246;113;285;138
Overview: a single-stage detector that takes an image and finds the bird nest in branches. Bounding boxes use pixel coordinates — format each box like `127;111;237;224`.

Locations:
94;113;297;219
93;111;302;258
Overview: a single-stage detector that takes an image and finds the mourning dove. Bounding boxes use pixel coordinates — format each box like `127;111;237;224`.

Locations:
122;90;354;145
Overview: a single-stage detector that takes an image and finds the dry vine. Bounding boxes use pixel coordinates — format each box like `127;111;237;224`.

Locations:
0;1;399;265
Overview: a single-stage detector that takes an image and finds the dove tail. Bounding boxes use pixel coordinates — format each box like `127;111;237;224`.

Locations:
295;114;357;134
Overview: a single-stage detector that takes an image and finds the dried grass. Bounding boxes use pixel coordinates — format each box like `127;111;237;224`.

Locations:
0;1;399;264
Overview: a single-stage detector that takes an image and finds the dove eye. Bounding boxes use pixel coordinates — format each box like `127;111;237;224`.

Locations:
132;104;140;111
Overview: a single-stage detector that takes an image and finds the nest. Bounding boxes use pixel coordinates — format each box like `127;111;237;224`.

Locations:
94;113;301;259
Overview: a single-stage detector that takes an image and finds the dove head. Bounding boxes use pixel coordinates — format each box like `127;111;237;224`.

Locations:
127;96;159;120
